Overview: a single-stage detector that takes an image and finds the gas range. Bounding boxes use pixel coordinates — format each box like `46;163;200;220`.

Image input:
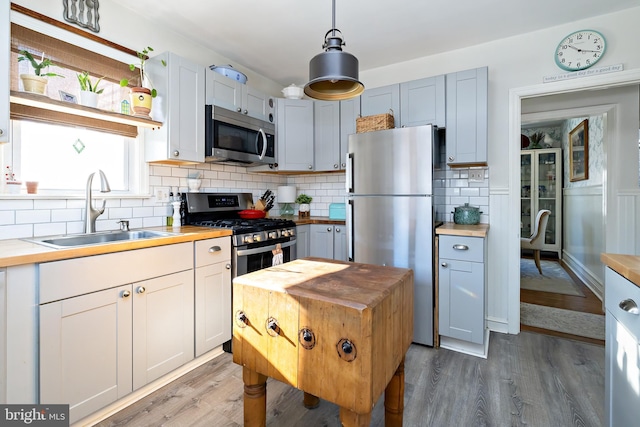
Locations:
182;192;297;247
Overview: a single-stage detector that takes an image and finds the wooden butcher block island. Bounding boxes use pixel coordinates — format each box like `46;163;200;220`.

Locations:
232;257;414;426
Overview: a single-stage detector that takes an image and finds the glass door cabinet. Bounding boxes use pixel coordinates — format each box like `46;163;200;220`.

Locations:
521;148;562;258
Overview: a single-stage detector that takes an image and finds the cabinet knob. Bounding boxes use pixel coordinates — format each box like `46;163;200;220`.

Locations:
448;156;454;162
137;286;146;294
0;129;4;136
236;107;242;113
335;228;341;233
208;246;222;253
334;164;339;169
327;227;332;232
226;263;231;269
308;165;313;170
441;262;448;268
619;299;639;315
341;163;346;168
173;150;180;157
122;290;131;298
243;109;248;115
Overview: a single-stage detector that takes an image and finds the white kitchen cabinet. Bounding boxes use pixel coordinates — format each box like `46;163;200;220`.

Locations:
438;234;488;356
145;51;205;163
194;237;232;357
340;97;361;169
276;98;314;171
400;75;445;128
0;0;9;143
309;224;347;261
296;224;310;259
605;267;640;427
205;69;274;123
314;100;341;171
445;67;488;166
360;84;400;125
521;148;562;258
38;243;194;423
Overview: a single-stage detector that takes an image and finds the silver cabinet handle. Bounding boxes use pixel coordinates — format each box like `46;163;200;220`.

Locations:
327;227;332;232
209;246;222;253
236;107;242;113
308;165;313;170
0;129;4;136
173;150;180;157
441;262;448;268
453;244;469;251
335;228;341;233
137;286;146;294
334;164;339;169
448;156;455;162
225;263;231;270
122;290;131;298
619;299;639;315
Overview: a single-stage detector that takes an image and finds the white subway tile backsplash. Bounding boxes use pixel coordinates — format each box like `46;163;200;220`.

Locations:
34;200;67;209
16;210;51;224
0;224;33;239
34;222;66;237
0;211;14;225
51;209;82;222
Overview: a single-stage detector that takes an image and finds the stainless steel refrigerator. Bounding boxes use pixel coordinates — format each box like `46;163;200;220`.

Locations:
346;125;438;346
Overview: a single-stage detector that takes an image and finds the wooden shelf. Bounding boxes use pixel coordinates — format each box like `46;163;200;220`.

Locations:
10;90;162;129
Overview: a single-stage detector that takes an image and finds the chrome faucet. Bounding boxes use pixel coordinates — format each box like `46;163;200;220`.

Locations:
84;170;111;233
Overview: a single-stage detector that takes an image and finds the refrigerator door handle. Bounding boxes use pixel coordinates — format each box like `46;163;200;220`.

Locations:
346;153;354;193
347;199;354;261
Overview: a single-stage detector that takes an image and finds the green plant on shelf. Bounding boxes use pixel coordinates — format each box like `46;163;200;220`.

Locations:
17;50;64;78
77;71;105;93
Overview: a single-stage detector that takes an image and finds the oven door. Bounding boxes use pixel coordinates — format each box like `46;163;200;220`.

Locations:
233;238;296;278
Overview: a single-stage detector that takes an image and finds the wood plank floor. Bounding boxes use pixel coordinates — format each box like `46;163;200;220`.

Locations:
520;257;605;345
97;332;604;427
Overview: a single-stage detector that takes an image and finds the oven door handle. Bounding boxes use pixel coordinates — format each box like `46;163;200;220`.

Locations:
236;240;296;257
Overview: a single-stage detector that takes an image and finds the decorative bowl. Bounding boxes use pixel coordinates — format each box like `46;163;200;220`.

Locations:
282;84;304;99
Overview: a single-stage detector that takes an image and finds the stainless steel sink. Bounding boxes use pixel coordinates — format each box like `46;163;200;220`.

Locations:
24;230;178;249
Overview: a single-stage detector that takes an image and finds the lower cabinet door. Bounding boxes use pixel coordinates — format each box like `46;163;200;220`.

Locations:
40;285;133;424
195;261;232;356
132;270;194;390
438;258;484;344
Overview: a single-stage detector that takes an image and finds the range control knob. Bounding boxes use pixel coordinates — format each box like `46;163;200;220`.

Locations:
281;230;289;237
298;327;316;350
244;235;254;244
253;234;262;242
268;231;277;239
336;338;357;362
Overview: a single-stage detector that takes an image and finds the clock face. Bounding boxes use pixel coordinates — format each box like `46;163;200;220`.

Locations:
555;30;606;71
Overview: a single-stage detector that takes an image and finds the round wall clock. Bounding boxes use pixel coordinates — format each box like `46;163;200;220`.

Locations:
555;29;606;71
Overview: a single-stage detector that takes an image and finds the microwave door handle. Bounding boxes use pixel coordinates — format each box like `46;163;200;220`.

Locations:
256;128;267;160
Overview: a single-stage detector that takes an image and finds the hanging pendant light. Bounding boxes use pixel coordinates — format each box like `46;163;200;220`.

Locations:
304;0;364;101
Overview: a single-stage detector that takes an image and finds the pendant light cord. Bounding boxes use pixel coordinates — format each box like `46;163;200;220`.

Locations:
331;0;336;38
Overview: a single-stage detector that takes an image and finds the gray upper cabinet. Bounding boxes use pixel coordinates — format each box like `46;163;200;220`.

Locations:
360;84;400;126
400;75;445;128
314;100;341;171
205;69;274;123
445;66;488;166
145;52;205;163
276;98;314;171
339;97;361;169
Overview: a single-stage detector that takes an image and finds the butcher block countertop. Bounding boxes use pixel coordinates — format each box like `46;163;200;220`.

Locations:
0;226;232;268
601;253;640;288
436;222;489;238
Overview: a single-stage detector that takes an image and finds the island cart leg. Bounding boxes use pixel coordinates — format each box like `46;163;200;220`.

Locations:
384;357;405;427
243;367;267;427
303;392;320;409
339;407;371;427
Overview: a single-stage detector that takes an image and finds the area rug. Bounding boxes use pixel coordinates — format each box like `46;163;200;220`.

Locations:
520;302;605;340
520;258;585;297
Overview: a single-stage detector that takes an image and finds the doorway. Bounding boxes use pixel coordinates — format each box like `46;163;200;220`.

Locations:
507;69;640;335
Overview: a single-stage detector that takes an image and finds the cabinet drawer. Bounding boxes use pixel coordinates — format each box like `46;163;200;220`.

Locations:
606;267;640;339
438;235;484;263
195;237;231;268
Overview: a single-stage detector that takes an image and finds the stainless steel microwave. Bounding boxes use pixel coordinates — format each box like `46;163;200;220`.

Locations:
205;105;276;166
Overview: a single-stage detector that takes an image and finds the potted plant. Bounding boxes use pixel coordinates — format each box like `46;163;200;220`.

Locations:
119;46;166;118
296;194;312;217
17;50;64;95
76;71;104;108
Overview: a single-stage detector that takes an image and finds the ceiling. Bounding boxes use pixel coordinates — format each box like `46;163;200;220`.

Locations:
111;0;638;89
